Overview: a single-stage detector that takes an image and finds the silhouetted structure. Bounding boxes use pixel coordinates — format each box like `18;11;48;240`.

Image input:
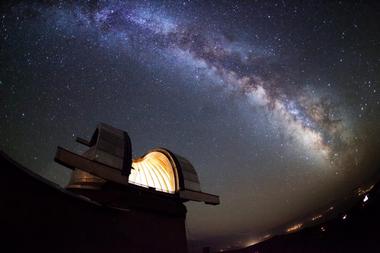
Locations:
0;123;219;253
56;123;219;205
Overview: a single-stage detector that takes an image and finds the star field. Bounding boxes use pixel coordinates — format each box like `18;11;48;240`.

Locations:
0;0;379;251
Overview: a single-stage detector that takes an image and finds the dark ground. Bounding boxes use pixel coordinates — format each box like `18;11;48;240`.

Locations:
1;149;380;253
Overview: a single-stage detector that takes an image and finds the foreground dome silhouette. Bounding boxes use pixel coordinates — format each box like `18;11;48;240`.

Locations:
56;123;219;205
0;123;219;253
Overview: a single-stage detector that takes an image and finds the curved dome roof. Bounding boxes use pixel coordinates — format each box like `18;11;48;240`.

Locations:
130;150;178;193
55;123;219;205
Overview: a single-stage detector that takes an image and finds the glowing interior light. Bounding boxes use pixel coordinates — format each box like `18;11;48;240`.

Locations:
363;195;369;202
129;151;176;193
342;214;347;220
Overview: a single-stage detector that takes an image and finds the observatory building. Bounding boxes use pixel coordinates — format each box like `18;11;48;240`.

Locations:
57;123;219;206
0;123;219;253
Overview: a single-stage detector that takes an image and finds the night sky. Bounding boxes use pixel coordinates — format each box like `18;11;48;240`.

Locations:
1;0;380;251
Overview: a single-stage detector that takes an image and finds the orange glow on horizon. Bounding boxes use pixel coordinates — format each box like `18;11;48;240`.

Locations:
286;223;303;233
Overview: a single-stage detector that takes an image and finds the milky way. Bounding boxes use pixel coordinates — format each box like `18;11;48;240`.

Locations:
1;1;379;251
52;1;350;163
